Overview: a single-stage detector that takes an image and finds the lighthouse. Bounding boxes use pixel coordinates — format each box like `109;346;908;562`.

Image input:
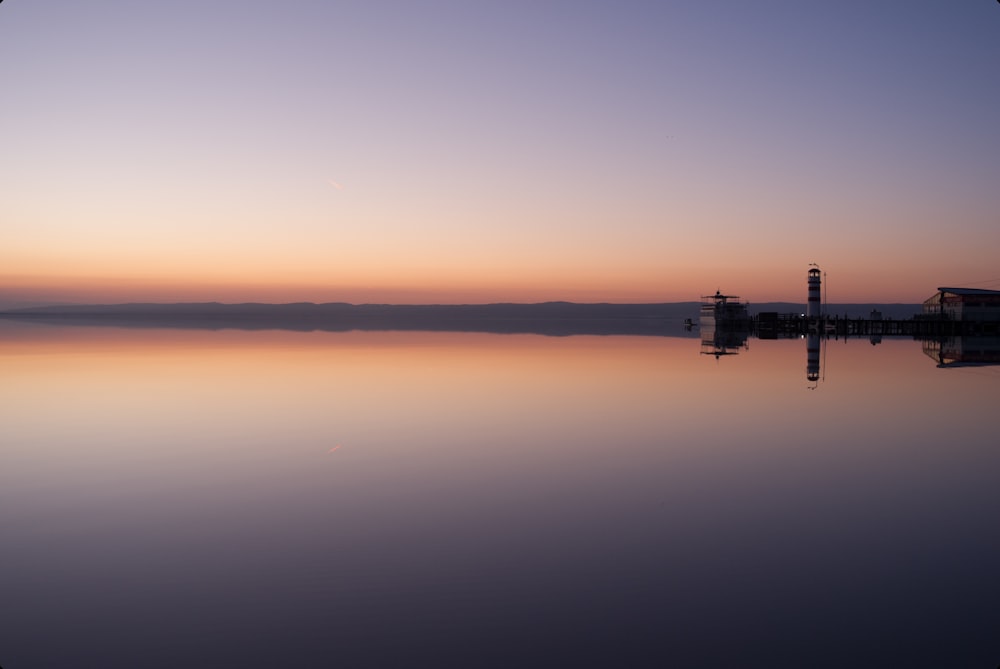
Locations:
807;266;822;320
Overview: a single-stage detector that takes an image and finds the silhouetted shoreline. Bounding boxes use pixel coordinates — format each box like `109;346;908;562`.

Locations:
0;301;921;336
0;302;698;336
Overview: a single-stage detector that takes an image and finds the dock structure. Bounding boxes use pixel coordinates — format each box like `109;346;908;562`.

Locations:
752;314;998;339
749;276;1000;340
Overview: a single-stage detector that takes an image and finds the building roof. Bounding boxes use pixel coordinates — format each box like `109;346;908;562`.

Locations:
936;287;1000;296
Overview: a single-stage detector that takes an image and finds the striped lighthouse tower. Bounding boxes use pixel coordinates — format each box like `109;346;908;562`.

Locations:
807;266;822;320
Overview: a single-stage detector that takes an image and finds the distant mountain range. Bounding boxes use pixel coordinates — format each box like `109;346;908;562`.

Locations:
0;301;697;336
0;301;922;336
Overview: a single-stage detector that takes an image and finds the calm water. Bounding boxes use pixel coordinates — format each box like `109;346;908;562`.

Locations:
2;323;998;668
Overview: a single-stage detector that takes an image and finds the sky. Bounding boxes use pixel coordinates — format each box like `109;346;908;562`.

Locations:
2;1;999;306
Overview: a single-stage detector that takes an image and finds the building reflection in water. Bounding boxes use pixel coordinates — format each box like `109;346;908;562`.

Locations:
922;336;1000;368
700;328;749;359
701;328;1000;385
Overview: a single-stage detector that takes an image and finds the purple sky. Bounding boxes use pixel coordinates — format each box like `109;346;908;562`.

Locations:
2;1;998;305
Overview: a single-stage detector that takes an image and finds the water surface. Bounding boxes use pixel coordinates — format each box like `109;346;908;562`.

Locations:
2;324;998;667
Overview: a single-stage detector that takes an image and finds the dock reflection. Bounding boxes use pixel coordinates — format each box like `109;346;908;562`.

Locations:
703;327;1000;385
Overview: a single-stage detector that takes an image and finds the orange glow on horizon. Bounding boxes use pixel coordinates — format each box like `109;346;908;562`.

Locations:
0;267;958;306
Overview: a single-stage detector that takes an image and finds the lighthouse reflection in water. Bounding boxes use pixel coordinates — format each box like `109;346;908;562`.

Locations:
699;321;824;386
807;332;821;385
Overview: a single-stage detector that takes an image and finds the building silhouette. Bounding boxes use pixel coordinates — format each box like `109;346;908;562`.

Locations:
922;287;1000;322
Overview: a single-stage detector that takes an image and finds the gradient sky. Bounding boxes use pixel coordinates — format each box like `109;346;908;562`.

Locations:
2;1;998;306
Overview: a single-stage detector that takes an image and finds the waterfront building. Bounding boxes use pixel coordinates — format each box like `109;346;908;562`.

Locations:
699;291;749;330
921;287;1000;322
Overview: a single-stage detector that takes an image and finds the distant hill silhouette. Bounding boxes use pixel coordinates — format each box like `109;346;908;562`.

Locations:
0;301;702;336
0;301;921;336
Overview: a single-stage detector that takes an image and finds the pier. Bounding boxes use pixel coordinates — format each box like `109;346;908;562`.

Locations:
752;314;998;339
740;275;1000;340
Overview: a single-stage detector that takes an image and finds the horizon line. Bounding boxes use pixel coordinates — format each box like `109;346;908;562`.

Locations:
0;297;932;311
